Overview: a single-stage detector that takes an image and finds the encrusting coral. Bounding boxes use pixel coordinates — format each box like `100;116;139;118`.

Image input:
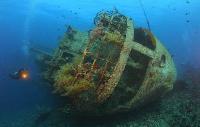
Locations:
63;78;95;96
53;64;74;93
102;31;124;46
53;63;95;97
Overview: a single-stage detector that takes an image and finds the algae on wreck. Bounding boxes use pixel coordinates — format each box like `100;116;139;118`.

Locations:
35;9;177;115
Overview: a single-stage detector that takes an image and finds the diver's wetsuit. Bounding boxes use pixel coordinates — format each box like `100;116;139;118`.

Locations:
9;68;25;80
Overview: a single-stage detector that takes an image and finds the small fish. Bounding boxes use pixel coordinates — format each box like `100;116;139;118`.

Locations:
173;8;177;11
186;0;190;4
186;20;190;23
61;15;66;18
57;28;60;31
185;12;190;16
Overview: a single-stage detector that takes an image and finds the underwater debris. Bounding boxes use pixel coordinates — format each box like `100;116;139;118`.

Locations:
36;9;177;115
34;105;69;127
34;111;51;126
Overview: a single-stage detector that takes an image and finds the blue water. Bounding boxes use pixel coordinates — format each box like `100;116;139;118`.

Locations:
0;0;200;126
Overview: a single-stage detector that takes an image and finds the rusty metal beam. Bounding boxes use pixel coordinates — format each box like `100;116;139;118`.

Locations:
130;41;155;59
97;18;134;103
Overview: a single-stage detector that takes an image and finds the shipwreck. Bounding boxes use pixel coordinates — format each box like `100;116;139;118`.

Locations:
34;10;177;115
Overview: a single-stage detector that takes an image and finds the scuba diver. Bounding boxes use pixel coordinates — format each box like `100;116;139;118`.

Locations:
9;68;29;80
